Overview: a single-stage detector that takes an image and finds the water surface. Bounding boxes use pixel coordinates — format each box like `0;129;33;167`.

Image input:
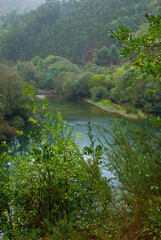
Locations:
3;97;145;178
48;97;136;147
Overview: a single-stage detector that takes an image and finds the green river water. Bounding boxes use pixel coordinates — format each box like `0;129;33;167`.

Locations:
4;96;146;177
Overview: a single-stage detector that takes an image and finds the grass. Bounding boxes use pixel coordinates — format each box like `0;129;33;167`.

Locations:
86;99;146;118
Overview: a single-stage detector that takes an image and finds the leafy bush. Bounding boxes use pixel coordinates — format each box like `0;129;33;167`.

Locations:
109;87;120;103
91;86;108;102
88;74;106;89
99;122;161;239
76;72;93;97
44;55;63;65
11;116;25;129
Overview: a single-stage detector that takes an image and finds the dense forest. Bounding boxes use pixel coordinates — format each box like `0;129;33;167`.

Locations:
0;0;161;239
0;0;160;63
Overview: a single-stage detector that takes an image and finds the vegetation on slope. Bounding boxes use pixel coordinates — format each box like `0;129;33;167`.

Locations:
0;0;160;63
17;55;160;115
0;49;161;140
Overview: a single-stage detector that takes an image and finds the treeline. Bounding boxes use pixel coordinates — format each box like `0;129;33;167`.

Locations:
19;55;161;114
0;0;159;64
1;53;161;140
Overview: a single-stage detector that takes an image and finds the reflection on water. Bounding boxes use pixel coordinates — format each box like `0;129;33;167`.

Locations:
48;97;141;147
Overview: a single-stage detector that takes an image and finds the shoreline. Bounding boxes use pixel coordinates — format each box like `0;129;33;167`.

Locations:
83;99;146;119
36;91;146;119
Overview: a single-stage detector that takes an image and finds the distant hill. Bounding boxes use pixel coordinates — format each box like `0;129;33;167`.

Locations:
0;0;160;64
0;0;46;15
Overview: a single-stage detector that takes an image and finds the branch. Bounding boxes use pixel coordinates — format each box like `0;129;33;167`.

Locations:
146;43;161;48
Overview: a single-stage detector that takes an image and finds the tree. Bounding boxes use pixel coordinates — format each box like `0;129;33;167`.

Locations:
88;74;106;89
109;44;119;63
90;86;108;101
97;13;161;239
95;46;110;66
0;90;107;239
76;72;93;97
110;14;161;82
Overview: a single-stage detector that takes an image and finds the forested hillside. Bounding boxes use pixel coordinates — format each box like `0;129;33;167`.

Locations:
0;0;160;63
0;0;45;15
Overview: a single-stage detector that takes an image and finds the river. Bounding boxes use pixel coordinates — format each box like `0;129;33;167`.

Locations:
4;96;146;177
47;96;140;146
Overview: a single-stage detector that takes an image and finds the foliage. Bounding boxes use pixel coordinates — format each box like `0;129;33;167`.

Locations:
17;54;161;114
11;116;25;129
94;45;119;66
0;0;158;63
0;91;160;239
75;72;93;97
0;89;111;239
88;74;106;89
110;14;161;82
0;64;31;140
95;46;110;66
98;122;161;239
90;86;108;102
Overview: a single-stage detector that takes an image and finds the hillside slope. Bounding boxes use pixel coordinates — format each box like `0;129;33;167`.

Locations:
0;0;160;63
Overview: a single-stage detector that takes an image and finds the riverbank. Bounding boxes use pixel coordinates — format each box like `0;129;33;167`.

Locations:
84;99;146;119
36;92;146;119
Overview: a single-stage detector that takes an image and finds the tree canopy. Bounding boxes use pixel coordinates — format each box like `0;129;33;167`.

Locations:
0;0;159;63
110;14;161;82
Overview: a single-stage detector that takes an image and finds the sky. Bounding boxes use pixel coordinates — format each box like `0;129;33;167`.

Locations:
0;0;46;15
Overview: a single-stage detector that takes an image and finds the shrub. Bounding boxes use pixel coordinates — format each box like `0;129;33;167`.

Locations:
109;87;120;103
11;116;25;129
90;86;108;102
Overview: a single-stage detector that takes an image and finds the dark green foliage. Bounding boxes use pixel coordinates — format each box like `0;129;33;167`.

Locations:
95;46;110;66
98;122;161;239
11;116;25;129
0;151;11;233
110;14;161;80
0;64;31;140
16;54;161;114
76;72;93;97
109;87;120;103
95;45;119;66
17;61;43;85
109;44;119;63
91;86;108;102
0;0;158;64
